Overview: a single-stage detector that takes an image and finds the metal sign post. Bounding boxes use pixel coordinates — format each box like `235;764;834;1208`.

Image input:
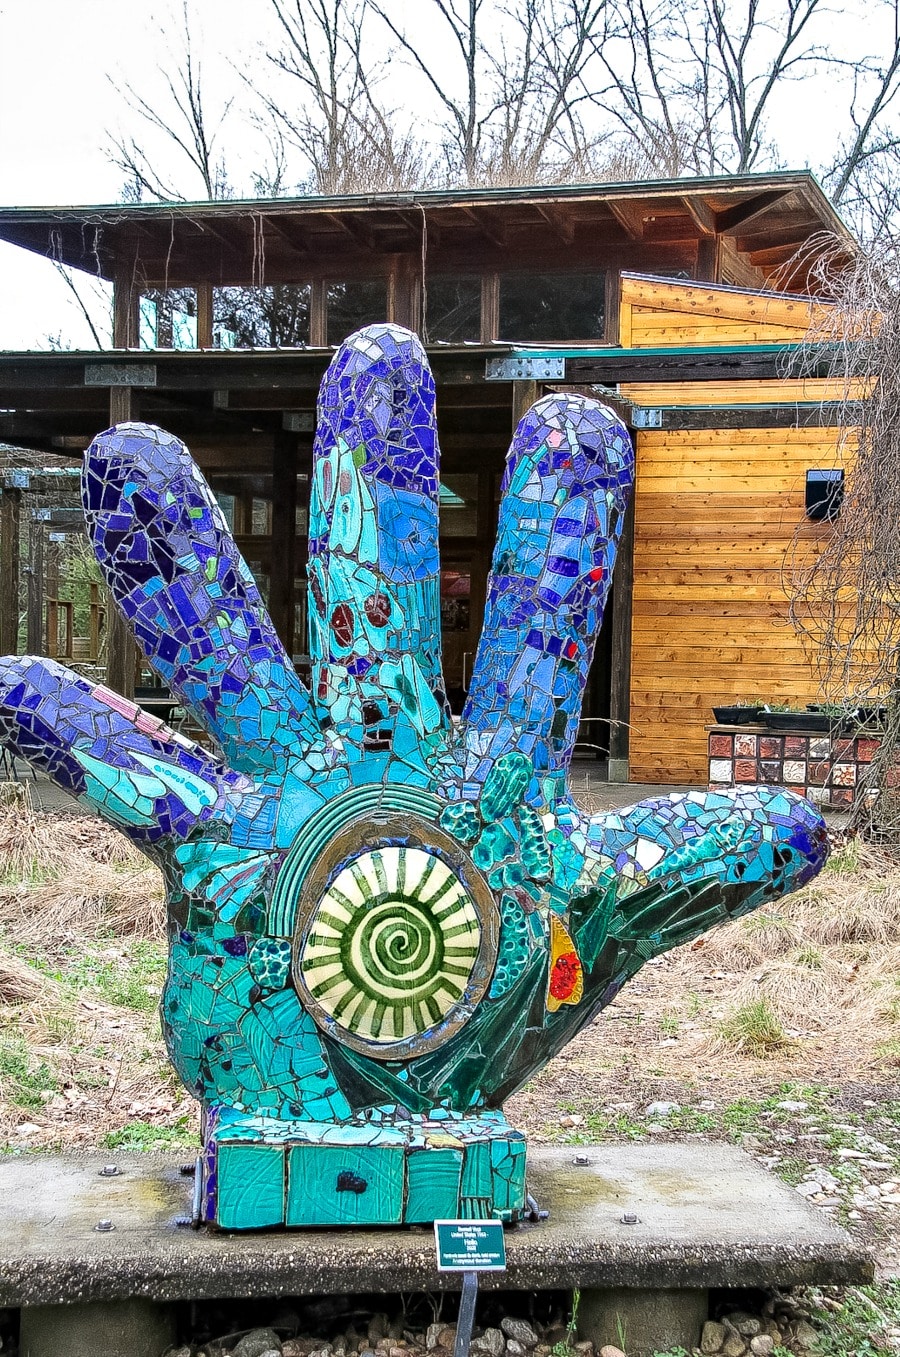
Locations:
434;1220;508;1357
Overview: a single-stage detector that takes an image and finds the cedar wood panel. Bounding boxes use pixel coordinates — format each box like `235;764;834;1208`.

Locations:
618;275;844;784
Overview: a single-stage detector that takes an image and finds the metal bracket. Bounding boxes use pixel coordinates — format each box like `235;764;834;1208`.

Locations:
630;406;663;428
84;363;157;387
485;355;566;381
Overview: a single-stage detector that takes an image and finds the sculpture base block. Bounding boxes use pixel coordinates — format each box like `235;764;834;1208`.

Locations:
202;1106;527;1230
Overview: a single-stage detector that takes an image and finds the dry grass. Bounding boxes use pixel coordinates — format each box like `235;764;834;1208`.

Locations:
0;784;165;948
0;787;189;1150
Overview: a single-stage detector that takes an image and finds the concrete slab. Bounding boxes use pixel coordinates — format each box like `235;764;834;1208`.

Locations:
0;1144;872;1306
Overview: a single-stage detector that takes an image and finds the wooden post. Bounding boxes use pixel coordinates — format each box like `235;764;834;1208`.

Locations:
480;273;499;344
608;488;635;783
0;487;22;655
113;260;140;350
269;430;299;655
26;512;44;654
388;257;422;333
511;380;539;431
604;269;622;343
310;279;327;347
197;283;214;348
105;385;139;696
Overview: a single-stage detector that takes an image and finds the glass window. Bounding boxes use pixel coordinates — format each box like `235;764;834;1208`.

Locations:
139;288;197;349
439;475;479;537
498;272;605;342
440;571;471;633
251;498;271;535
424;277;481;343
213;284;310;347
326;280;388;344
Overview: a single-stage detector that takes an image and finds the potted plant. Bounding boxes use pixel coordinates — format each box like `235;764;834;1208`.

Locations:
711;702;764;725
761;702;830;732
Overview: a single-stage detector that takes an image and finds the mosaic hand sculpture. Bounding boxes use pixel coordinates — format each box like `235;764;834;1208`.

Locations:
0;324;828;1229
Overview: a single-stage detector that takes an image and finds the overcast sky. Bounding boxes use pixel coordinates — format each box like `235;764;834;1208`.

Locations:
0;0;879;351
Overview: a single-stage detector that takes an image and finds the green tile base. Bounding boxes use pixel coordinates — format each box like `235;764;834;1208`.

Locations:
205;1107;526;1230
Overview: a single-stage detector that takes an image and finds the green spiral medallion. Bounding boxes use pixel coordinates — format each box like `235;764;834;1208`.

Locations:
291;813;499;1060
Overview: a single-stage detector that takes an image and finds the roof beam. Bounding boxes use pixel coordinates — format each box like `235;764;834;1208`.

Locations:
680;195;717;236
263;216;309;261
460;207;506;249
326;212;375;251
536;206;575;245
715;190;793;235
607;199;646;240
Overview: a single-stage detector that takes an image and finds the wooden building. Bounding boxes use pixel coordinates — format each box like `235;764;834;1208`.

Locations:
0;173;857;783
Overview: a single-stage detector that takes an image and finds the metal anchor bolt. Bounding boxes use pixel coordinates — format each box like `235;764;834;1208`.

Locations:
95;1219;115;1232
98;1164;120;1177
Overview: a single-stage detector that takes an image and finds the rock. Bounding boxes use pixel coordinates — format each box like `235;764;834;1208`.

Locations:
427;1326;444;1351
534;1346;552;1357
599;1347;626;1357
507;1343;526;1357
645;1100;680;1117
388;1347;408;1357
750;1338;774;1357
762;1321;782;1343
573;1344;593;1357
721;1334;746;1357
700;1320;726;1353
793;1321;820;1351
234;1333;284;1357
728;1314;761;1338
259;1351;282;1357
166;1348;192;1357
369;1317;390;1345
471;1328;505;1357
502;1320;539;1349
309;1349;333;1357
437;1330;457;1351
777;1100;807;1111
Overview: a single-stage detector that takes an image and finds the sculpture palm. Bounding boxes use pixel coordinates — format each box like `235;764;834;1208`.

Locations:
0;325;827;1228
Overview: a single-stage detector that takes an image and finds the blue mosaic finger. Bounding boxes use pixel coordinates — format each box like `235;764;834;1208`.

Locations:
0;655;244;848
83;423;325;778
460;395;633;798
308;325;450;773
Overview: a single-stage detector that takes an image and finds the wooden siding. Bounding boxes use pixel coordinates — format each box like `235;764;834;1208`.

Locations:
619;377;869;407
620;275;846;784
628;427;840;783
619;273;833;349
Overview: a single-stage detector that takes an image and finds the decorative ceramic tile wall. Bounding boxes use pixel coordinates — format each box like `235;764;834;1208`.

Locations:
0;324;828;1229
708;727;882;807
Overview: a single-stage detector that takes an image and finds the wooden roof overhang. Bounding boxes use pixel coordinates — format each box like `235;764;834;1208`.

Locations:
0;173;855;293
0;338;850;469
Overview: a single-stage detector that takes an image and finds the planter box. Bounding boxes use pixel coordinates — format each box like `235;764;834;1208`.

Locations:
707;724;882;808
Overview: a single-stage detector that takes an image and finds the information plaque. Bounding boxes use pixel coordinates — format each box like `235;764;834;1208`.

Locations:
434;1220;507;1271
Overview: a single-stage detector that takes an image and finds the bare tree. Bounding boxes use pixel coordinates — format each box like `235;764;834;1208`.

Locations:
788;241;900;837
258;0;429;194
370;0;610;186
589;0;830;178
108;0;235;202
819;1;900;241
